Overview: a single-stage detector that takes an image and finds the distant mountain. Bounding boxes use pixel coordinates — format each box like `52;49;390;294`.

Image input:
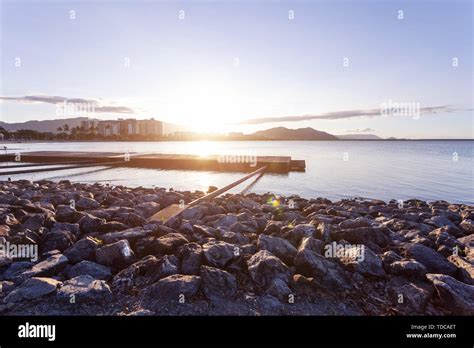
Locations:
0;117;90;133
250;127;338;140
337;134;383;140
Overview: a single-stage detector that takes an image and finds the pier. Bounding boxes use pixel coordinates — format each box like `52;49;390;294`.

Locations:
0;151;305;175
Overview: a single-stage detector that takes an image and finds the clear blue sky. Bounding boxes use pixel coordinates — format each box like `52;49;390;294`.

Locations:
0;0;472;138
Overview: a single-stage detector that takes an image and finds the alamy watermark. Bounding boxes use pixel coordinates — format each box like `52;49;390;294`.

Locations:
380;99;420;119
217;152;257;168
324;241;365;262
0;241;38;262
55;100;95;117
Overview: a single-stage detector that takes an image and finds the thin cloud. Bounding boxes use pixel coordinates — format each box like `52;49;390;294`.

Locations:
0;95;134;114
238;105;465;125
346;128;376;133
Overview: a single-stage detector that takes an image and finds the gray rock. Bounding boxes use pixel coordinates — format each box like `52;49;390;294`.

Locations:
267;278;292;300
112;255;159;291
68;260;112;280
389;260;427;279
63;237;99;263
405;244;457;276
460;219;474;235
22;254;68;278
2;261;34;280
96;239;136;268
135;202;161;218
78;213;106;233
41;230;76;252
145;274;201;301
51;222;81;238
294;243;352;290
55;205;84;223
338;246;386;278
200;265;237;301
213;215;239;228
247;250;291;288
4;277;61;303
148;255;179;282
202;240;236;269
257;234;297;265
57;275;112;303
448;255;474;285
152;233;189;255
101;227;154;244
283;224;316;246
332;226;390;249
178;243;203;275
75;197;100;210
387;277;433;313
181;205;207;220
427;273;474;315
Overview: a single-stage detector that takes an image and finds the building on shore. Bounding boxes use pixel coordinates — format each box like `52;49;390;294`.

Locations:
89;118;162;137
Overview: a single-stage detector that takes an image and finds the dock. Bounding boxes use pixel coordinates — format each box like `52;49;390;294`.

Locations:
0;151;305;174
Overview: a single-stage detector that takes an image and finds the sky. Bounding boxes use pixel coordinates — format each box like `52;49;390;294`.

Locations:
0;0;473;138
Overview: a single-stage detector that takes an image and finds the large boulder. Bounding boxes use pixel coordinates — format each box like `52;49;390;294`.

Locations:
257;234;297;265
427;273;474;315
4;277;61;303
57;275;112;303
68;260;112;280
294;241;352;290
21;254;68;278
200;265;237;301
389;260;427;280
41;230;76;253
338;246;386;278
95;240;136;268
178;243;202;275
151;233;189;255
331;226;390;249
64;237;99;263
145;274;201;302
247;250;291;288
202;240;236;269
78;214;106;233
405;244;457;276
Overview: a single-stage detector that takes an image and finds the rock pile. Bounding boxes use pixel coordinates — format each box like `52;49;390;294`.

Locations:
0;179;473;315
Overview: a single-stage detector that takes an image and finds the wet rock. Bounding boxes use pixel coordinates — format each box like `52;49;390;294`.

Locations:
257;234;297;265
427;274;474;315
178;243;203;275
389;260;427;279
4;277;61;303
247;250;291;288
405;244;457;276
202;240;236;269
96;240;136;268
145;274;201;302
57;275;112;303
200;265;237;301
68;260;112;280
63;237;99;263
41;230;76;253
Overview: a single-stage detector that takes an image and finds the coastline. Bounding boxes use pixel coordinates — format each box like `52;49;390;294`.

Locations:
0;179;473;315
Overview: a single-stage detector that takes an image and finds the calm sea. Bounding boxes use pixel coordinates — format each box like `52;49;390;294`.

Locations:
1;141;473;204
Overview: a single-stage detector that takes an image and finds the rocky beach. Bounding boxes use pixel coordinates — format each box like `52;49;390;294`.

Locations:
0;179;473;316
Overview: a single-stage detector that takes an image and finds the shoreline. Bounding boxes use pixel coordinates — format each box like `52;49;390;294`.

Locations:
0;179;473;315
